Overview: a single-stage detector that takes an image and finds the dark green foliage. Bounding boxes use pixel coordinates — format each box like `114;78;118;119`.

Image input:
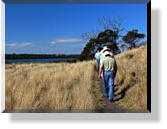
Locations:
79;29;120;61
122;29;145;49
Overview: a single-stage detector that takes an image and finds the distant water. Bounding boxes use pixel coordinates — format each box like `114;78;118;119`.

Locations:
6;58;76;63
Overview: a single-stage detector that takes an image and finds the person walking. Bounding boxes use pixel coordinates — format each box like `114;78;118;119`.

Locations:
95;46;110;72
95;51;100;71
98;50;117;102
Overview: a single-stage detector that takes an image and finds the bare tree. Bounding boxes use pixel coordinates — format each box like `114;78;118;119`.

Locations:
81;16;126;41
97;16;111;30
98;16;126;37
81;29;100;40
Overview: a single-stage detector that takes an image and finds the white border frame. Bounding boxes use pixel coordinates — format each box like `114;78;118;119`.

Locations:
0;0;158;122
1;0;5;112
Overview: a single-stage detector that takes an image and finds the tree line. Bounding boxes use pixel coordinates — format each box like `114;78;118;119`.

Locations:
5;54;80;59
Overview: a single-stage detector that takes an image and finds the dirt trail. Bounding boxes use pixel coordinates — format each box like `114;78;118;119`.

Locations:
100;98;127;113
92;68;128;113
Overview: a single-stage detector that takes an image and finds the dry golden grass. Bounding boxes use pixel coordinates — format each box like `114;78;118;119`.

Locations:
5;45;147;112
5;61;105;111
114;45;147;109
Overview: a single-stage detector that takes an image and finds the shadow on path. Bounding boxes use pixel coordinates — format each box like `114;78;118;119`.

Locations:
92;65;146;113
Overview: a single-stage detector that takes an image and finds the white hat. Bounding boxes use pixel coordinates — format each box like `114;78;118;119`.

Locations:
104;51;113;57
101;46;109;53
110;52;113;56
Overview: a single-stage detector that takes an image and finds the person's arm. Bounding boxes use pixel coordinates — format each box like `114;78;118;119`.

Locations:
114;58;117;77
99;59;103;79
99;66;103;79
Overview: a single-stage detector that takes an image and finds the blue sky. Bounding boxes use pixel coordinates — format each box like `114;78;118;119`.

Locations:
5;4;147;54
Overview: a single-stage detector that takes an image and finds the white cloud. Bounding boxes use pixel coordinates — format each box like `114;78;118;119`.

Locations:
50;38;83;44
6;42;33;47
6;43;17;47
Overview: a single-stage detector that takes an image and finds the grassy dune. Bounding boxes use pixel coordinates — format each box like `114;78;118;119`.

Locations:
5;46;147;112
114;45;147;109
